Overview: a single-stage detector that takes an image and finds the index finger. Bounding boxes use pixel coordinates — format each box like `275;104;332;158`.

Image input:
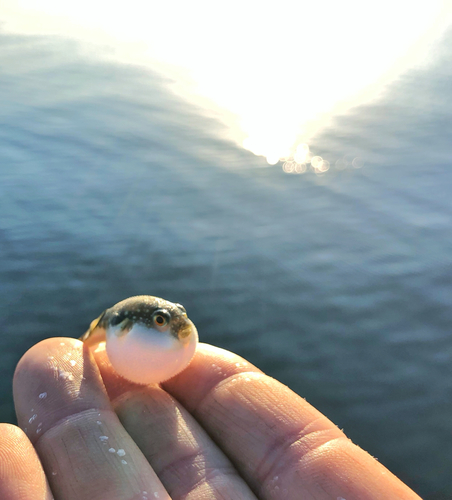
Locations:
14;338;170;500
163;344;421;500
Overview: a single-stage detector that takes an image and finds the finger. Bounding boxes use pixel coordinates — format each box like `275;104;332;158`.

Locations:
92;344;258;500
14;338;170;500
163;344;421;500
0;424;53;500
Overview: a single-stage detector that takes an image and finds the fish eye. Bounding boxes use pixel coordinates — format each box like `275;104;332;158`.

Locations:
152;310;170;327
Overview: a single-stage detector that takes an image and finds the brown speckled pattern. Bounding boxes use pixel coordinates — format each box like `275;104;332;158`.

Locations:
82;296;192;342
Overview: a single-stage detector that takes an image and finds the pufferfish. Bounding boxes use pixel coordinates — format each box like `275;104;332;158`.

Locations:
80;296;198;384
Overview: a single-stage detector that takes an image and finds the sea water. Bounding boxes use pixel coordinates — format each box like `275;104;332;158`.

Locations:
0;31;451;498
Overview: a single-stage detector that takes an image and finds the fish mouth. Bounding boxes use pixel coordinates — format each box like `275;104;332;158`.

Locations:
176;321;195;341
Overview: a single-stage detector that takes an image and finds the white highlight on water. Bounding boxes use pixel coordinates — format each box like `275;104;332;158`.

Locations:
1;0;450;165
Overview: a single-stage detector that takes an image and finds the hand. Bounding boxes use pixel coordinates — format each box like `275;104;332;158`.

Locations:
2;338;420;499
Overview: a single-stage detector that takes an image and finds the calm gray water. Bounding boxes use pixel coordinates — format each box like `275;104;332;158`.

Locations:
1;31;452;499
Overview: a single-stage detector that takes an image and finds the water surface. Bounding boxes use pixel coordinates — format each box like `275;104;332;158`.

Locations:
0;31;451;499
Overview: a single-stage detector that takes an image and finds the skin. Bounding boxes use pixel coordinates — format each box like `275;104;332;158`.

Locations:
5;338;421;500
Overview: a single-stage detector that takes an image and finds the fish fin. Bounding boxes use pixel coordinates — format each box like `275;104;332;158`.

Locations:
116;318;133;337
79;311;106;346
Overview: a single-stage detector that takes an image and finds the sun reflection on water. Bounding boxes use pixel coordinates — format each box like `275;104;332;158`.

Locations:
281;143;365;175
1;0;451;165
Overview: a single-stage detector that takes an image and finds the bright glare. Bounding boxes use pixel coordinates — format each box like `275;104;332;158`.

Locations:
2;0;451;165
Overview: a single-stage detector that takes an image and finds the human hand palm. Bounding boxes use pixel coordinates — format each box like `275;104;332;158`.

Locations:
1;339;420;499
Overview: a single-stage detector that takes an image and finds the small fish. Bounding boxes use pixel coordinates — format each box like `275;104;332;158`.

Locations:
81;296;198;384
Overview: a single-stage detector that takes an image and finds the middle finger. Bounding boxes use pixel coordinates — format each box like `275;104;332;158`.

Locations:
93;344;257;500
